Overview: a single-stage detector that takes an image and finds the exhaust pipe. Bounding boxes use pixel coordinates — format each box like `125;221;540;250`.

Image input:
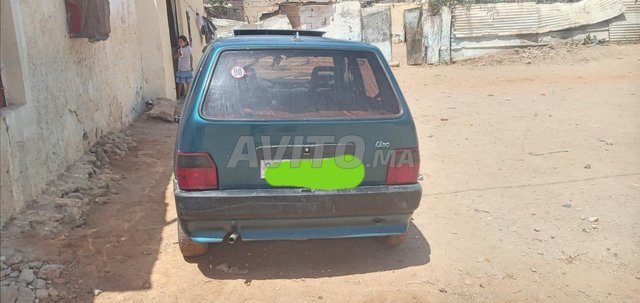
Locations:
227;232;239;244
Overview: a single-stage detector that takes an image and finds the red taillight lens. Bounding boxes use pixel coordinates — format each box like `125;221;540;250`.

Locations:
175;152;218;190
386;148;420;185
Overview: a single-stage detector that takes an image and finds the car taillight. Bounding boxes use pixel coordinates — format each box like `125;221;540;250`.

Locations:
175;151;218;190
386;148;420;185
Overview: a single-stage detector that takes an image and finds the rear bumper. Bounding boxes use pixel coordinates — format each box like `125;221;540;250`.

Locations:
175;184;421;243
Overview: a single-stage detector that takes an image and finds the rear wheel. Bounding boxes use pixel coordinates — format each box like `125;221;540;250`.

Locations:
381;233;408;247
178;222;208;257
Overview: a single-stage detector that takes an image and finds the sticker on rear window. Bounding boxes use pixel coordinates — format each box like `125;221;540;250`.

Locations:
230;66;246;79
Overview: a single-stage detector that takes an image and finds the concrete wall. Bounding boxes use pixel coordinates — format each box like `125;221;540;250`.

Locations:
299;1;363;41
244;0;280;24
221;0;246;21
239;1;362;41
243;0;332;24
136;0;176;100
0;0;176;226
241;14;293;29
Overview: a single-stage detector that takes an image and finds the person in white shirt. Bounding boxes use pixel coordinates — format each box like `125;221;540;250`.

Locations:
174;35;194;98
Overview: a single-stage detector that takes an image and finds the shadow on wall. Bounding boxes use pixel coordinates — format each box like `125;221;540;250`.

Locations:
191;223;430;280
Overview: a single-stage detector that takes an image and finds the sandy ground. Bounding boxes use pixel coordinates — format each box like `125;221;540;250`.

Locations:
4;44;640;303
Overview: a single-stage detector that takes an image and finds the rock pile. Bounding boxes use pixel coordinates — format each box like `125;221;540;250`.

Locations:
0;249;68;302
146;98;178;122
3;130;137;238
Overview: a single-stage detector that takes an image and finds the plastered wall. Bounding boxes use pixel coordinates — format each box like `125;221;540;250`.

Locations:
0;0;176;226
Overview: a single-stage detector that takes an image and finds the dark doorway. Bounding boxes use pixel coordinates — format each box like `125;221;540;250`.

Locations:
166;0;179;48
166;0;181;97
0;74;6;108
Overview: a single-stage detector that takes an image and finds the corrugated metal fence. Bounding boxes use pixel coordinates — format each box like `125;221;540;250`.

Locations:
449;0;638;61
538;0;625;32
452;0;625;37
610;0;640;43
453;3;539;37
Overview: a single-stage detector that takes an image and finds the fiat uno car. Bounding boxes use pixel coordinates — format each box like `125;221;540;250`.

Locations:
174;30;421;257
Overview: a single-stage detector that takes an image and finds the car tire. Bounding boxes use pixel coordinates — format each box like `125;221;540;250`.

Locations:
178;221;208;257
381;233;408;247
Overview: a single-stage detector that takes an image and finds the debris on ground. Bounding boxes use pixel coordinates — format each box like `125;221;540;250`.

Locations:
457;42;614;67
0;129;135;301
597;138;614;146
94;197;108;205
35;288;49;299
215;263;249;275
16;287;35;303
2;130;136;238
583;34;607;46
527;149;570;156
93;288;103;296
0;249;68;303
6;253;23;266
38;264;64;280
147;98;178;122
588;217;599;223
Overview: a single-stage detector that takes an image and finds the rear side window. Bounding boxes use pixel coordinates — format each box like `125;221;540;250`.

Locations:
201;49;401;119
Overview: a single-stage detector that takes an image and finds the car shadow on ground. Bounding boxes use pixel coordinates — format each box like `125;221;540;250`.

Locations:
191;222;430;280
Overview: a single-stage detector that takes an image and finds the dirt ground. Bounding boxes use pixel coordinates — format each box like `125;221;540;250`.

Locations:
3;43;640;303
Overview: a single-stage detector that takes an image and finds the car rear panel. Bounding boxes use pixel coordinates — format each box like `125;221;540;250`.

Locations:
179;119;417;189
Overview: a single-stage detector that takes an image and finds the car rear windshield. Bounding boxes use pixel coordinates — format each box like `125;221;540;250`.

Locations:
201;49;401;120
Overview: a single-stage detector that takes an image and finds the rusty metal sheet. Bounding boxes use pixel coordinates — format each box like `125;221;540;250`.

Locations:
404;7;423;65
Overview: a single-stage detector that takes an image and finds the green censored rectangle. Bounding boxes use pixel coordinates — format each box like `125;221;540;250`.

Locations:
264;155;365;190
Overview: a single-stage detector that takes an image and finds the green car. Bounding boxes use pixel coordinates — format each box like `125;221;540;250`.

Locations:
174;30;421;257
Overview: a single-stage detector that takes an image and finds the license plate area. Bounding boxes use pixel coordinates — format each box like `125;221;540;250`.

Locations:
260;159;283;179
257;143;355;180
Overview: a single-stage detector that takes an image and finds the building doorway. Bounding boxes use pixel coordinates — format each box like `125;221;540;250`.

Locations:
166;0;182;98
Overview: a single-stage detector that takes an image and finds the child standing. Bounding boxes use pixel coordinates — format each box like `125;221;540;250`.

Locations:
175;35;193;98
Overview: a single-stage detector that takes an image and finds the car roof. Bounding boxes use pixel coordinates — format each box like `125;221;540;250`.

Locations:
212;34;379;52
